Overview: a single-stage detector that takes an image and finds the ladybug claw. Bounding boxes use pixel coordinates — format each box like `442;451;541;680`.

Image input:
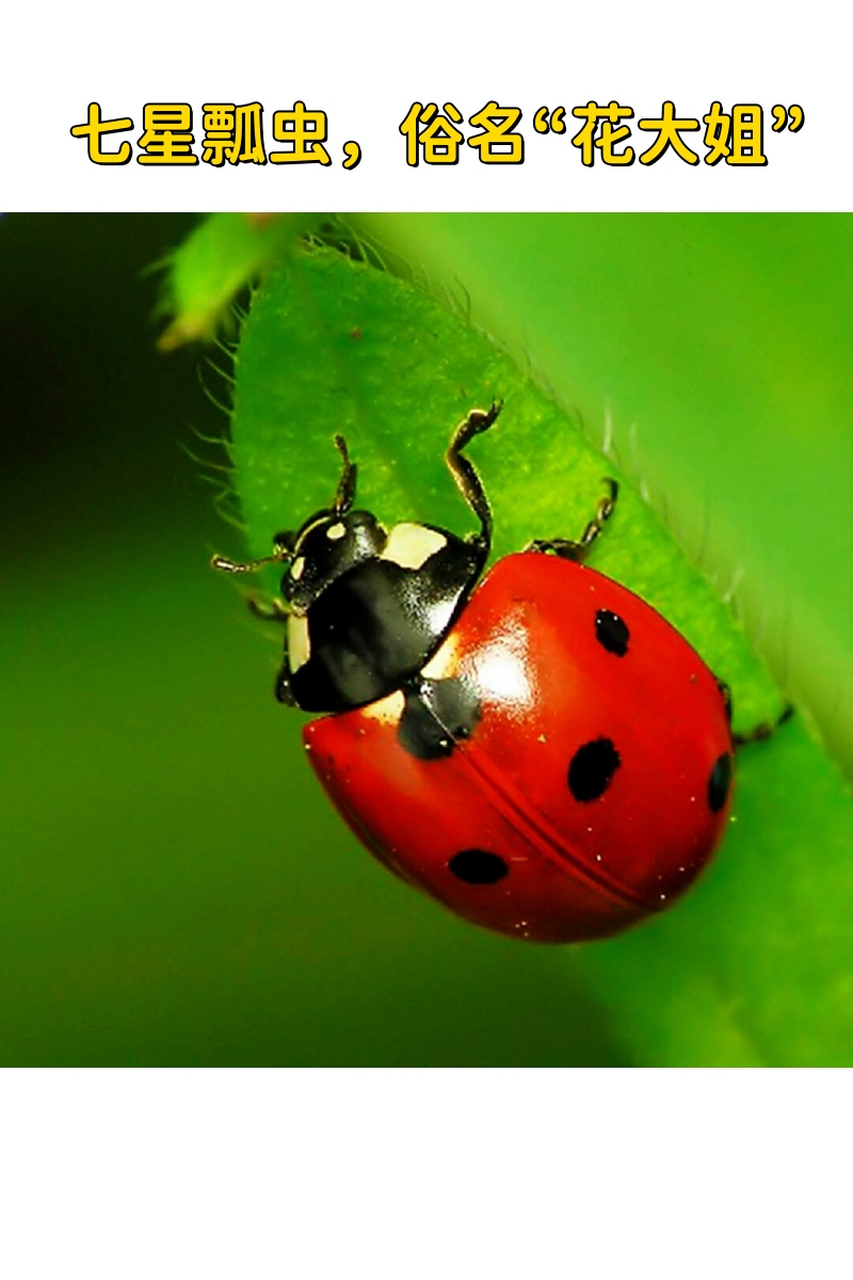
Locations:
733;700;794;746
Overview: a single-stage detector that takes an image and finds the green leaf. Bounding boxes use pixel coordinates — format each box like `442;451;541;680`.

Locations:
153;212;320;350
218;232;853;1066
233;239;781;731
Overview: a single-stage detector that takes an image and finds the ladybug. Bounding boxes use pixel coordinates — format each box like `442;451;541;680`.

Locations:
213;402;779;943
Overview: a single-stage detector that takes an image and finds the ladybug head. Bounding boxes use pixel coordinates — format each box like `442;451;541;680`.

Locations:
276;435;387;613
213;407;500;715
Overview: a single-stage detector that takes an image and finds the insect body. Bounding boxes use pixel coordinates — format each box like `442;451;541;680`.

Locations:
215;404;750;943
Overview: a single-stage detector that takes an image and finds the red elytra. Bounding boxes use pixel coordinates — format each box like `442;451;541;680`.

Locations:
304;551;734;943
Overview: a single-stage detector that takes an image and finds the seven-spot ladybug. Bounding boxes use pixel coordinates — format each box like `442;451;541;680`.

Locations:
214;402;785;943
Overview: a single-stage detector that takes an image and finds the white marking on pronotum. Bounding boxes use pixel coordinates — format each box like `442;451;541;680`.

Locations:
287;614;311;672
290;556;305;581
380;523;446;570
420;633;460;680
326;522;346;540
360;690;405;724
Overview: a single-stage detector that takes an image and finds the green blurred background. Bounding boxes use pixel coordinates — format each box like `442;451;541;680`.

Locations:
3;214;851;1065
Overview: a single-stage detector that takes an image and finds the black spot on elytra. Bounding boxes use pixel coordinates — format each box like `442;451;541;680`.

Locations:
397;676;482;761
448;849;508;885
708;752;732;812
595;609;630;657
568;737;621;802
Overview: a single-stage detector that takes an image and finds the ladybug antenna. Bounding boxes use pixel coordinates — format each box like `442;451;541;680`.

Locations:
333;433;358;515
211;531;293;575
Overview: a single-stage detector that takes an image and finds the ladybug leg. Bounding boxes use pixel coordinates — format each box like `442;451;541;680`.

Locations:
242;596;296;702
247;596;290;623
275;663;297;706
715;675;794;746
733;700;794;747
716;678;734;723
526;479;619;562
717;675;794;744
446;400;503;554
